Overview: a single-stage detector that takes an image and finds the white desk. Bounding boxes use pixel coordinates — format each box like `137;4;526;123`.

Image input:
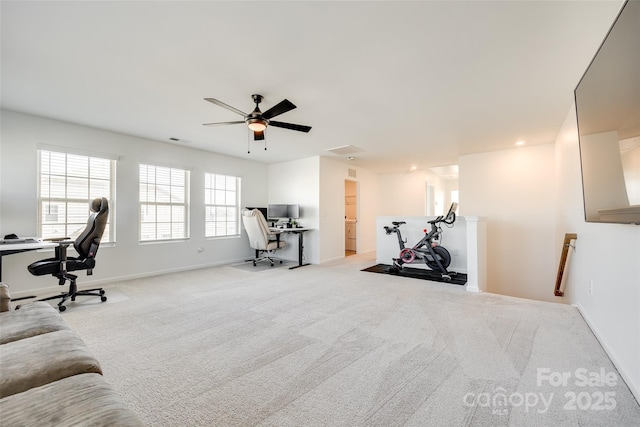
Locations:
0;239;58;281
269;227;312;269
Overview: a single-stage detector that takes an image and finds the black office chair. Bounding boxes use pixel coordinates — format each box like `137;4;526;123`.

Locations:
28;197;109;312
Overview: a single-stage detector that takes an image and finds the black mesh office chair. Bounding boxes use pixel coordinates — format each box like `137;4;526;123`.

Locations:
28;197;109;312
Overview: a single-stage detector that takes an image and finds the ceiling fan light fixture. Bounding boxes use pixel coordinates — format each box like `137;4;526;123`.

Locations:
247;119;267;132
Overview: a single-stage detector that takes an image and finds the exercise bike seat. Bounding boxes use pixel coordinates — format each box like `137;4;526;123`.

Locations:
391;221;406;226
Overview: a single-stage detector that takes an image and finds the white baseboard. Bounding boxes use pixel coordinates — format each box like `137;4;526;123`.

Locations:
320;256;345;264
574;303;640;404
9;257;248;300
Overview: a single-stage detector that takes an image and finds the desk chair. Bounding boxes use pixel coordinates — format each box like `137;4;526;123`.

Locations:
28;198;109;312
242;208;286;267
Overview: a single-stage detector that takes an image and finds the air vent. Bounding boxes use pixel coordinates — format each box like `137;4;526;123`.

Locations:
325;145;363;156
348;168;357;178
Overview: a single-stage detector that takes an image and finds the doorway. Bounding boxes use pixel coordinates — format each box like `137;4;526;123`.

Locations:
345;180;357;256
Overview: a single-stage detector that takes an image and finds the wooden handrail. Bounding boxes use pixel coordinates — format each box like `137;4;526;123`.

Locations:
554;233;577;297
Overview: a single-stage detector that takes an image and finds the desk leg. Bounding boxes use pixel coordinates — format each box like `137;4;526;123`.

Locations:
289;231;310;270
1;254;36;301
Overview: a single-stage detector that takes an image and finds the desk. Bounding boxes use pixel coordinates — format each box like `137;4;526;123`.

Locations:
270;227;312;269
0;239;58;282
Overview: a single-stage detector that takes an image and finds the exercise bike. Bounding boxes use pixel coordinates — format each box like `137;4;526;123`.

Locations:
383;202;458;281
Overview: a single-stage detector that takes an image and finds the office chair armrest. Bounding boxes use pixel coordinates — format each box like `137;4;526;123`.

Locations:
266;231;282;245
44;237;73;245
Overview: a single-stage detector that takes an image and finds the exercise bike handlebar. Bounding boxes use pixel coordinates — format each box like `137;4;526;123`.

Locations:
428;212;456;226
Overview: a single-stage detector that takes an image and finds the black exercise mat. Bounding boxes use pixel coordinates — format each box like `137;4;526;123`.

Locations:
362;264;467;285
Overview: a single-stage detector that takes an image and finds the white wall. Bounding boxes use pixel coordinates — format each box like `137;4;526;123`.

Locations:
267;156;380;265
555;105;640;400
0;110;268;296
319;157;379;262
268;157;320;264
459;143;557;302
378;171;426;216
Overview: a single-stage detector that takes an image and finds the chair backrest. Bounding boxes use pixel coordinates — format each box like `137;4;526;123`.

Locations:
242;208;272;250
74;197;109;259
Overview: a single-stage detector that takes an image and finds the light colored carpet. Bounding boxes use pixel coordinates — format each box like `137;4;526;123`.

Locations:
230;260;295;272
60;253;640;426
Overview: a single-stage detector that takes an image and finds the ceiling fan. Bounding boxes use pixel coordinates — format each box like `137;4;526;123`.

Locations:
203;94;312;141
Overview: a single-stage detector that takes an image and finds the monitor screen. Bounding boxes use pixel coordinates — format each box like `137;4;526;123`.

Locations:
286;204;300;219
267;204;288;219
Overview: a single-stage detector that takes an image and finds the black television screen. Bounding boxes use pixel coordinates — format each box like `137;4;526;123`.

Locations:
286;204;300;219
574;0;640;224
267;204;288;219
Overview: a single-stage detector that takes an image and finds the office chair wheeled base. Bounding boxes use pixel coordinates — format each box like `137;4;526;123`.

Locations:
38;273;107;312
248;250;283;267
252;257;283;267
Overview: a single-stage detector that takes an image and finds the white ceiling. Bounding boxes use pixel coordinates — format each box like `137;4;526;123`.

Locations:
0;1;624;174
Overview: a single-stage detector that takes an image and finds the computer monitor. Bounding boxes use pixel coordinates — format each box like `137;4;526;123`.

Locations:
286;204;300;219
267;204;288;219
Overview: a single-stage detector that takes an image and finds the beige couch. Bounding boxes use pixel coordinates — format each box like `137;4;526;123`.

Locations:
0;284;143;426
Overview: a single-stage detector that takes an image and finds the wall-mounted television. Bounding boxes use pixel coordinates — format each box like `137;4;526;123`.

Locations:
574;0;640;224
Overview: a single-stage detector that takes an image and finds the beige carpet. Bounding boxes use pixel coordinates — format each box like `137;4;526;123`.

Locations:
60;253;640;426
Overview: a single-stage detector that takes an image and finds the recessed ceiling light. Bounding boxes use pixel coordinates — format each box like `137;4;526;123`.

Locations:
409;165;417;172
347;156;356;161
515;140;526;146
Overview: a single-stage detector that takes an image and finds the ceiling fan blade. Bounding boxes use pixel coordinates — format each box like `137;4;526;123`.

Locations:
269;121;312;133
204;98;247;117
262;99;296;120
202;121;245;127
254;130;265;141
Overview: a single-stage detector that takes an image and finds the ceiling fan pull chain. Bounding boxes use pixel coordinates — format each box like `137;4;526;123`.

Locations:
247;129;251;154
264;130;267;151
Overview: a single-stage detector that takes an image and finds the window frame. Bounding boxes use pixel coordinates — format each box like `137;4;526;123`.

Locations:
204;172;241;238
139;163;191;242
37;148;116;243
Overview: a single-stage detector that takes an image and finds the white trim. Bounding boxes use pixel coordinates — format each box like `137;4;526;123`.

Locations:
139;158;194;172
574;303;640;403
37;144;120;161
9;257;249;300
320;255;345;264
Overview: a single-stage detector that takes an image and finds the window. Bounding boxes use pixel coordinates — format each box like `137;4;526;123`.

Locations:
38;150;116;242
139;164;190;241
205;173;241;237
